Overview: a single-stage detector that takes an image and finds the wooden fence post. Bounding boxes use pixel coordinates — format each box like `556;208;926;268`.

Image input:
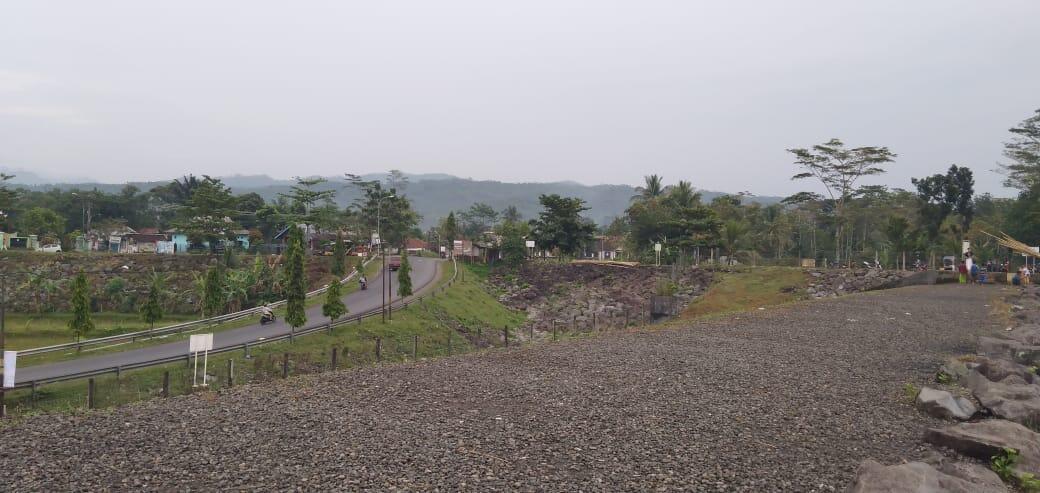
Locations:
226;360;234;387
503;326;508;347
593;312;597;332
552;320;557;341
331;347;339;370
162;371;170;398
282;353;289;378
376;337;382;362
87;378;96;409
412;335;418;360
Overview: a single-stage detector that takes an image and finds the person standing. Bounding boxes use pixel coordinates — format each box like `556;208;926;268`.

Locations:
965;252;975;284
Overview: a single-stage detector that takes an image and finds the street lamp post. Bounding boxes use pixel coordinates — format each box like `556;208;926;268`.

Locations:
376;194;395;323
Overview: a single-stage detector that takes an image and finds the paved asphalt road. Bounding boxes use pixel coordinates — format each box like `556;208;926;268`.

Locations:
13;257;442;385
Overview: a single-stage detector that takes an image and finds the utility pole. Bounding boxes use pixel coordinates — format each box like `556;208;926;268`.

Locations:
1;274;6;418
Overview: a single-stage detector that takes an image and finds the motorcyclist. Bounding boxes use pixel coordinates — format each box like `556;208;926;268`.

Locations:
260;303;274;322
359;275;368;289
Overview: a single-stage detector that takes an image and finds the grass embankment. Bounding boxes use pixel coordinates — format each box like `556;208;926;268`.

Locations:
3;313;198;352
681;267;808;320
8;258;384;366
2;262;526;418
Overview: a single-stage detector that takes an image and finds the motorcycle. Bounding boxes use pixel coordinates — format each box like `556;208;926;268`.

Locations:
360;279;368;290
260;311;276;325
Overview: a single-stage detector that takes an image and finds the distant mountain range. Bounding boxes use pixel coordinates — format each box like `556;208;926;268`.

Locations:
3;170;783;228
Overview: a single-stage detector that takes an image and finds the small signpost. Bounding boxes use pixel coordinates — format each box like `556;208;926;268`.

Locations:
526;240;536;257
2;350;15;389
189;334;214;388
654;242;662;266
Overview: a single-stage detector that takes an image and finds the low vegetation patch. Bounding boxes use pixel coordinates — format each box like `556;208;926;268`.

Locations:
681;267;808;319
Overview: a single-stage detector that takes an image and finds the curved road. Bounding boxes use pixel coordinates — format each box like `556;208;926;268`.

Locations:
13;257;442;385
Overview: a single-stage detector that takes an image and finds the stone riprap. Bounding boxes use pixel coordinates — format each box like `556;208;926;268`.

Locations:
0;284;1000;491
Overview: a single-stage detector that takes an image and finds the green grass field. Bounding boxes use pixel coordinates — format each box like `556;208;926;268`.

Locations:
681;267;808;320
1;261;527;419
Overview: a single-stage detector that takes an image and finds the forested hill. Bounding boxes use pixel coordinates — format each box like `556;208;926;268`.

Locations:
5;172;782;228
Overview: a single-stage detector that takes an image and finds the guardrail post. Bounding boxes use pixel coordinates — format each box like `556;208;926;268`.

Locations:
226;360;234;388
375;338;382;362
412;335;418;360
162;371;170;398
87;378;96;409
116;366;121;381
327;321;333;335
331;347;338;370
282;353;289;378
243;343;250;359
31;382;38;409
290;327;295;344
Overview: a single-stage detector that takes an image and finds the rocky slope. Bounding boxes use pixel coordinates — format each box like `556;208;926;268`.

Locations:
486;261;713;334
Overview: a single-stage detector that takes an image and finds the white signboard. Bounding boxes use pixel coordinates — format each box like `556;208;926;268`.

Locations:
371;233;381;246
439;246;446;253
189;333;214;353
654;243;662;252
962;240;971;254
2;351;16;388
525;240;536;248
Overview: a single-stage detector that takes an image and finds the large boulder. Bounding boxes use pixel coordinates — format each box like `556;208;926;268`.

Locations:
966;371;1040;427
973;357;1036;385
915;386;977;421
924;420;1040;476
848;460;1006;493
977;336;1040;365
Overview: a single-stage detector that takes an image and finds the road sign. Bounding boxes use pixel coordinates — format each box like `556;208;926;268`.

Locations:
525;240;536;248
654;243;662;252
2;351;15;388
189;334;213;353
189;334;214;388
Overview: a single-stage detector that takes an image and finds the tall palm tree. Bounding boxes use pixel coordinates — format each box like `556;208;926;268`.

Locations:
666;180;701;209
632;174;664;202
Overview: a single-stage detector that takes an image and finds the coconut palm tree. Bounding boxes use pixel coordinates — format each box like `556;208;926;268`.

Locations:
632;174;665;202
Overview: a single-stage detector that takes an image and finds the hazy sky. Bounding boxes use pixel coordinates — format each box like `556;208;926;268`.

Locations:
1;1;1038;196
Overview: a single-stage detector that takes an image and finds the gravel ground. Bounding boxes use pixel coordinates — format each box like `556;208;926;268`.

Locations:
0;285;1003;491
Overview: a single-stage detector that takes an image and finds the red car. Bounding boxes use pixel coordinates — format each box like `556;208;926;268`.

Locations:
388;255;402;271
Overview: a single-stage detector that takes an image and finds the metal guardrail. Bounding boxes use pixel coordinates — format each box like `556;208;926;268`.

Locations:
8;257;458;390
18;257;377;357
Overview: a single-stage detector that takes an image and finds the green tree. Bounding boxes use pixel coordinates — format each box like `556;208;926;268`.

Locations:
529;194;596;256
322;278;347;323
788;139;896;264
883;216;913;269
139;280;164;328
202;265;225;317
68;272;94;342
17;206;66;241
284;225;308;330
278;176;337;229
397;252;413;297
176;176;239;251
251;253;277;304
331;231;347;277
459;202;499;237
1000;108;1040;191
632;174;664;202
500;220;527;269
345;173;420;248
442;211;459;251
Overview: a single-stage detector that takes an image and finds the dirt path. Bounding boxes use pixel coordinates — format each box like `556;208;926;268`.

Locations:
0;285;1002;491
